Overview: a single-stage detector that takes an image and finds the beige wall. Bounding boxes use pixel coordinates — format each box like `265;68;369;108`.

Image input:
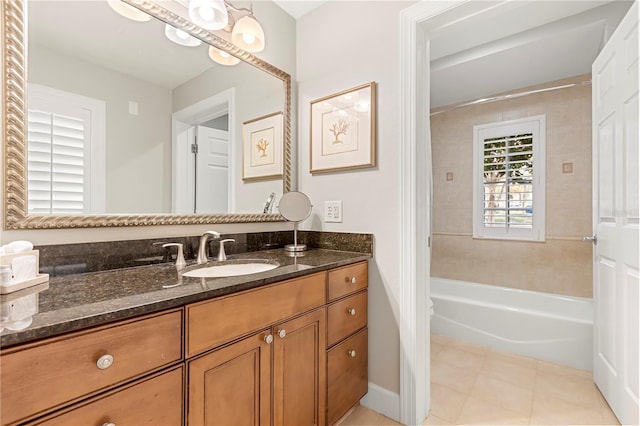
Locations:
431;75;593;298
297;0;417;396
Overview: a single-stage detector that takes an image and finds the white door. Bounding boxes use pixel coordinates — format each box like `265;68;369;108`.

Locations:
195;126;230;214
591;3;639;425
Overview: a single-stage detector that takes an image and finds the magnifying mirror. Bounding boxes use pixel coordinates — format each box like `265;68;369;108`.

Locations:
278;191;312;253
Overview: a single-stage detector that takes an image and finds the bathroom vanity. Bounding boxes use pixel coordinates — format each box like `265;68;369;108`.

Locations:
0;250;369;426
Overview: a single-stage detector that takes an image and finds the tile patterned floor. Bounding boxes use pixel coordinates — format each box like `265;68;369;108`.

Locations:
339;334;620;426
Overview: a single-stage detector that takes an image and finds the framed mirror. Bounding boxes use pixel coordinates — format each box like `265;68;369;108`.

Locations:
2;0;292;229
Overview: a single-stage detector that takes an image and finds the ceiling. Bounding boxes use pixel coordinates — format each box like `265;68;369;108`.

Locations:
272;0;328;19
427;0;634;108
28;1;633;106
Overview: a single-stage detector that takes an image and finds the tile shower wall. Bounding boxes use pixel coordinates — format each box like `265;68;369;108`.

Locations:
431;75;593;297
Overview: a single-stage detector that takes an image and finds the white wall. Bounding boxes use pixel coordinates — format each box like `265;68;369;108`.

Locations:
297;0;417;399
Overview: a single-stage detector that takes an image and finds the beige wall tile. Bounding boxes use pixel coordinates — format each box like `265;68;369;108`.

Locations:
431;77;592;297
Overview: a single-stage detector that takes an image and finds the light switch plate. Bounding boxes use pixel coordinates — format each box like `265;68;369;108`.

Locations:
324;201;343;223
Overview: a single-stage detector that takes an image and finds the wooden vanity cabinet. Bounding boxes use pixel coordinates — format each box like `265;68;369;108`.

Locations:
326;262;369;425
0;260;369;426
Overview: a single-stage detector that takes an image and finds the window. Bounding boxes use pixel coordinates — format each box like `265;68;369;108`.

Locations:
27;84;105;214
472;115;546;241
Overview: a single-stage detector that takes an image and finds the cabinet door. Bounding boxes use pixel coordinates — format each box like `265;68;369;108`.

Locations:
188;331;272;426
273;308;326;426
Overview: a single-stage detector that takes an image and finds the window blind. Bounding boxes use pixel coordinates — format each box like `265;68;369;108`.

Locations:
482;133;534;229
27;110;86;214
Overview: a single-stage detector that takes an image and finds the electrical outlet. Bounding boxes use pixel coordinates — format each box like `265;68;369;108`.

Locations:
324;201;343;223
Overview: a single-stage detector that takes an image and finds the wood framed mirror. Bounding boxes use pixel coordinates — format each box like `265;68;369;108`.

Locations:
2;0;292;229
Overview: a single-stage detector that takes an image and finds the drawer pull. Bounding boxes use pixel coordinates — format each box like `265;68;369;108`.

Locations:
264;334;274;344
96;354;114;370
348;350;357;358
103;423;116;426
347;308;356;316
348;277;357;284
277;329;286;339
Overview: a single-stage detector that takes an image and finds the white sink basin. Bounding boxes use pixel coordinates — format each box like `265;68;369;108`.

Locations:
182;262;278;278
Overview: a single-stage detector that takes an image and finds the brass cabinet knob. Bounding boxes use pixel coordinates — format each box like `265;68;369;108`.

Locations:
348;350;356;358
347;308;356;316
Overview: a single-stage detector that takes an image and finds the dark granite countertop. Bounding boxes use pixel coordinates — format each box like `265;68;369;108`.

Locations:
0;249;370;348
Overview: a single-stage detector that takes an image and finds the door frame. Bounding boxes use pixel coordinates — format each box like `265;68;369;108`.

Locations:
399;1;470;424
171;88;235;214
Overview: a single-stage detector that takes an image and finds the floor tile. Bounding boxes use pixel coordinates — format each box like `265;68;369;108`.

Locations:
534;370;602;409
537;359;593;381
423;414;451;425
530;393;606;425
456;395;530;425
482;354;537;390
338;405;401;425
435;345;487;373
430;383;468;422
469;372;534;416
431;357;481;394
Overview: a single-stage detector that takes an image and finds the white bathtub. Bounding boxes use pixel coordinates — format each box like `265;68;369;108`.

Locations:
430;277;593;371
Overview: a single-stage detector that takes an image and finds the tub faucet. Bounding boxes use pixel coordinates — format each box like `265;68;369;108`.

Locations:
197;231;220;264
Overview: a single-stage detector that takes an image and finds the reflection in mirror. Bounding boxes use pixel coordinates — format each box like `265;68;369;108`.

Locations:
0;0;292;230
26;0;284;216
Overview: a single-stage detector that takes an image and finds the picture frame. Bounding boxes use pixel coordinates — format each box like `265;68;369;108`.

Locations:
242;112;284;181
310;81;376;173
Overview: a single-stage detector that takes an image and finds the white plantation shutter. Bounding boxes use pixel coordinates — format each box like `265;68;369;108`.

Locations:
27;84;105;214
28;109;89;214
473;115;546;241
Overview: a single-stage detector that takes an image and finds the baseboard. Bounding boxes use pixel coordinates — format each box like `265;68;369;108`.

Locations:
360;382;401;423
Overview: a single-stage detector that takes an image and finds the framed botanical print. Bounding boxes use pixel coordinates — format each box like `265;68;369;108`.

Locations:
310;82;376;173
242;112;284;181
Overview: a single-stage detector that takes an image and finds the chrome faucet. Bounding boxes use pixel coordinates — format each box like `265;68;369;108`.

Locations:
197;231;220;264
216;239;235;262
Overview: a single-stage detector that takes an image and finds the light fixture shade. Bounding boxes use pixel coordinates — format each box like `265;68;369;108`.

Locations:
164;24;202;47
208;46;240;66
107;0;151;22
188;0;228;30
231;15;265;52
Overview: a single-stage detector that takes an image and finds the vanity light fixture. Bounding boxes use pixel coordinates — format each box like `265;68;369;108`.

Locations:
188;0;266;52
208;46;240;66
165;24;202;47
231;13;265;52
188;0;229;30
106;0;151;22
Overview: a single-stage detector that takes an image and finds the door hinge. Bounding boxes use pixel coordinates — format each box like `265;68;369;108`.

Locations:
191;143;198;154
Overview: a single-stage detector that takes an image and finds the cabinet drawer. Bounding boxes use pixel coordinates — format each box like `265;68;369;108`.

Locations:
327;328;368;425
32;366;184;426
0;310;182;425
327;262;368;301
187;272;326;357
327;291;367;347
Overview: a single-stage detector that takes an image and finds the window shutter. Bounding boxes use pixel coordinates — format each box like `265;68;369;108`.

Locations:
473;115;545;242
482;133;534;229
27;110;87;214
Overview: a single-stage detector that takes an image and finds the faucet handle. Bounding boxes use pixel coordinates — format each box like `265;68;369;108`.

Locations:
217;239;235;262
162;243;186;269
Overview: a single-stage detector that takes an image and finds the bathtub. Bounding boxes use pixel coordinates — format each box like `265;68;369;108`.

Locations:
430;277;593;371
